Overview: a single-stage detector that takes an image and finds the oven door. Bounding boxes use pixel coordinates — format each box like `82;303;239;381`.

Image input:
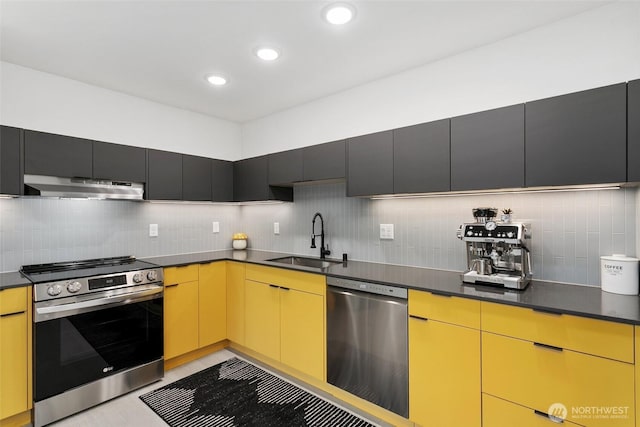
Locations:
34;286;163;402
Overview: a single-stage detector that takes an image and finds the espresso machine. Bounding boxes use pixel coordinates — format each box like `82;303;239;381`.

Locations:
457;207;533;290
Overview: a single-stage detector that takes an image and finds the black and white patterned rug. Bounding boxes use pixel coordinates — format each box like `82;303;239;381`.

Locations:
140;357;379;427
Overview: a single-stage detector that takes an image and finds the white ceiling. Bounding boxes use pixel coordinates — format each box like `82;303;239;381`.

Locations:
0;1;608;123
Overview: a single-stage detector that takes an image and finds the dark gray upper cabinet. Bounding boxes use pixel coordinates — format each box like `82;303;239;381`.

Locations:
303;140;346;181
347;130;394;196
268;149;303;185
93;141;146;183
393;119;450;194
234;155;293;202
0;125;22;195
182;154;212;201
526;83;626;187
212;159;234;202
628;80;640;182
146;149;182;200
451;104;525;191
24;130;93;178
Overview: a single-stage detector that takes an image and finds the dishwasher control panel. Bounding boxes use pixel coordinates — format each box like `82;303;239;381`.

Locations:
327;277;407;299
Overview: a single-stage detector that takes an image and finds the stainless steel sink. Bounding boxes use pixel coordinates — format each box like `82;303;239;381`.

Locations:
267;256;342;269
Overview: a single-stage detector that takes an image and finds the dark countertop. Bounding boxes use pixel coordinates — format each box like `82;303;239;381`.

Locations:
0;271;31;291
144;249;640;325
4;249;640;325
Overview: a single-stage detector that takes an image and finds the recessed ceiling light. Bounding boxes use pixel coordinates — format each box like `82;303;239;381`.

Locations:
255;47;280;61
206;74;227;86
324;3;355;25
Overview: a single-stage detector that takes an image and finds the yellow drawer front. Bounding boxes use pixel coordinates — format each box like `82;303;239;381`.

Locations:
481;302;633;362
409;289;480;329
0;310;29;419
245;264;325;295
0;288;28;315
483;394;585;427
164;264;199;286
482;332;634;427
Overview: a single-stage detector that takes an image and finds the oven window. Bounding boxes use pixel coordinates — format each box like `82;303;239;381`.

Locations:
34;297;163;401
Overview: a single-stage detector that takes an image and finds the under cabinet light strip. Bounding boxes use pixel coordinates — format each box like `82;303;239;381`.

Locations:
370;184;623;200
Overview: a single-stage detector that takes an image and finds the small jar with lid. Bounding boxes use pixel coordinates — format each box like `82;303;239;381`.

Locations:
232;233;248;250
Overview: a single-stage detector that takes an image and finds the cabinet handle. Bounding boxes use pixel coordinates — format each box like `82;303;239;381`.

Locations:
534;409;564;423
165;284;179;288
533;308;562;316
269;284;279;289
280;287;290;291
1;310;26;318
533;342;563;352
409;314;428;322
430;291;452;298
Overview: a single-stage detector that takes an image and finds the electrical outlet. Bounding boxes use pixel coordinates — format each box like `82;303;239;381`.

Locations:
380;224;394;240
149;224;158;237
212;221;220;233
274;222;280;235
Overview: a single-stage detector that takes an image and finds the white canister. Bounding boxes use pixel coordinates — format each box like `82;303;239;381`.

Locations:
600;255;639;295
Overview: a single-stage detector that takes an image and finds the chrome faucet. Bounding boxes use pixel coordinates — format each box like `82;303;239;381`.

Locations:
311;212;331;259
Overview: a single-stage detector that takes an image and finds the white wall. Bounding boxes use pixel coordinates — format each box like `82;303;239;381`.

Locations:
0;62;242;160
241;2;640;157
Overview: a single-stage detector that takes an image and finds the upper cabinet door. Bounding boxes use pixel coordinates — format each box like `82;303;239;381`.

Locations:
0;126;22;195
628;80;640;183
303;140;346;182
24;130;93;178
182;154;212;201
526;83;626;187
234;156;269;201
211;159;234;202
347;130;394;196
93;141;146;183
451;104;525;191
394;119;450;194
268;149;303;185
146;149;182;200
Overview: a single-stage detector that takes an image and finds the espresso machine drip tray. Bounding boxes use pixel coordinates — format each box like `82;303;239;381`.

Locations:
462;270;529;289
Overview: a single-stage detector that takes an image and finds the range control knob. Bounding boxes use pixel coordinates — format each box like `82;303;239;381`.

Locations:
466;230;473;236
147;270;158;282
67;281;82;293
132;273;143;283
47;284;63;297
506;232;514;238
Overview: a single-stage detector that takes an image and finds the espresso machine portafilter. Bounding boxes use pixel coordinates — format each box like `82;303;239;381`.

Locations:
457;209;532;290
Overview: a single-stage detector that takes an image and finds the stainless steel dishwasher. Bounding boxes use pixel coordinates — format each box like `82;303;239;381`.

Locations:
326;276;408;418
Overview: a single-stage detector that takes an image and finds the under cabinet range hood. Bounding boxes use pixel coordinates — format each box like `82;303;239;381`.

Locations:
24;175;144;200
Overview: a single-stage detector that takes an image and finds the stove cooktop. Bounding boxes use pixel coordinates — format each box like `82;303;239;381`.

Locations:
21;256;159;284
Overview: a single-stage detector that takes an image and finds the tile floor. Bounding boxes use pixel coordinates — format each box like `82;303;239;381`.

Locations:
48;349;386;427
50;349;236;427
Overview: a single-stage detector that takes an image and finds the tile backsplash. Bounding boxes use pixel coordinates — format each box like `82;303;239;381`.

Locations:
0;182;636;287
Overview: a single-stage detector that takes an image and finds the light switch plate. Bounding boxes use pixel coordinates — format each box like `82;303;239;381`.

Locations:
149;224;159;237
274;222;280;235
212;221;220;233
380;224;394;240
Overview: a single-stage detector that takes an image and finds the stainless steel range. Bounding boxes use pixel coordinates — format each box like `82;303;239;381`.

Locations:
21;256;164;427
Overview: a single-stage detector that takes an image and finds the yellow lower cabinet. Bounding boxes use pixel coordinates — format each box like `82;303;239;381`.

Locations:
164;280;199;359
244;279;280;361
636;327;640;427
409;316;480;427
0;288;29;422
482;331;634;427
198;262;226;347
280;288;324;381
226;262;246;345
483;394;584;427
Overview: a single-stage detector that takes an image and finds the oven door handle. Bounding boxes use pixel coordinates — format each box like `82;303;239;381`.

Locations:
34;286;163;322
